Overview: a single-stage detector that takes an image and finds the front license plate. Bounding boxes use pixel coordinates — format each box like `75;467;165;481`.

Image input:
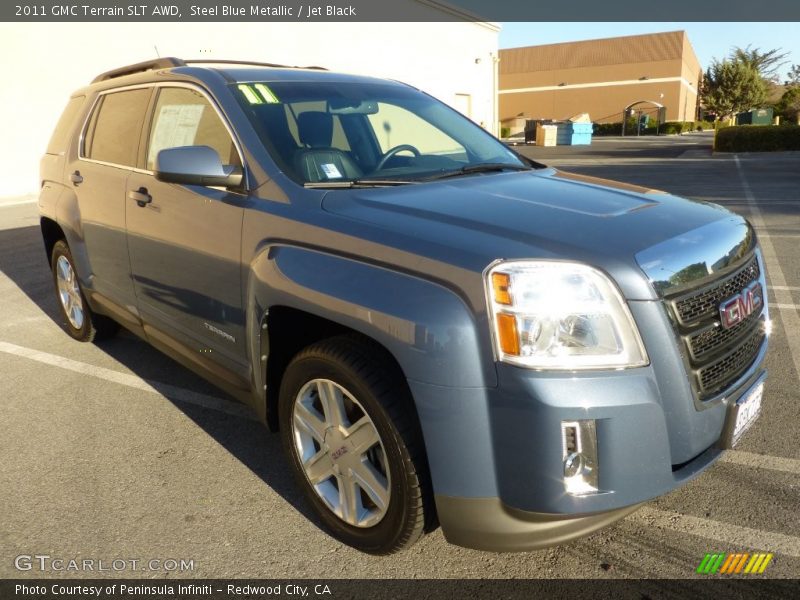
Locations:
731;381;764;447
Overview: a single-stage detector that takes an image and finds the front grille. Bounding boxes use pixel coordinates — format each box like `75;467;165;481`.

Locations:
697;327;765;396
687;305;762;361
673;255;760;325
665;253;765;400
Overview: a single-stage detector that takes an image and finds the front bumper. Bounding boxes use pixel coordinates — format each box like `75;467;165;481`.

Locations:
408;307;768;551
435;495;643;552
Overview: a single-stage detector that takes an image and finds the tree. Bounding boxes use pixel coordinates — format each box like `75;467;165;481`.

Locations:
730;46;790;83
702;59;768;119
787;64;800;88
776;87;800;123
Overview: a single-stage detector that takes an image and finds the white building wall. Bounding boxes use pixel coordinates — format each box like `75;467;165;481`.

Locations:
0;18;499;197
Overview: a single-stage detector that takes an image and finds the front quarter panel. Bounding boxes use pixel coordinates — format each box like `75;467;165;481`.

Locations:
247;244;490;393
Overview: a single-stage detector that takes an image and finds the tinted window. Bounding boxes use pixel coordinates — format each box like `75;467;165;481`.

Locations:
233;81;523;184
146;87;239;171
84;88;151;167
367;103;465;158
47;96;85;155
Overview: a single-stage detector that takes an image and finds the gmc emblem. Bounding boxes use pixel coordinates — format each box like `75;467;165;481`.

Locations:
719;281;763;329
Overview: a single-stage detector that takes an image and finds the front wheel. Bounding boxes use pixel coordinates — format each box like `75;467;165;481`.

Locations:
50;240;118;342
279;336;432;554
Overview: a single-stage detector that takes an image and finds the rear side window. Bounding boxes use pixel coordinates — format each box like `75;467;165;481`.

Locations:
46;96;85;155
146;87;240;170
83;88;151;167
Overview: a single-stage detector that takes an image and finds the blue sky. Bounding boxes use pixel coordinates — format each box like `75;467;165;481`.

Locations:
499;23;800;81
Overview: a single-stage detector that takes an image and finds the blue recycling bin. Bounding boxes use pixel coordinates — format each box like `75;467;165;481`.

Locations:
553;122;593;146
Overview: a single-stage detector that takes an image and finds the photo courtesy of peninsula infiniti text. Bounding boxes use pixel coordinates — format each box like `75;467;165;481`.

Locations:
39;57;770;554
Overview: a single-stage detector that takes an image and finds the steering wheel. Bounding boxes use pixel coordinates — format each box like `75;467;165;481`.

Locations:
374;144;421;171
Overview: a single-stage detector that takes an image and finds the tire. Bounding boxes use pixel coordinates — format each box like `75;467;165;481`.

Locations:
51;240;119;343
279;335;432;554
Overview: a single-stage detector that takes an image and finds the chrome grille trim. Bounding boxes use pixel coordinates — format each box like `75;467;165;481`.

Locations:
664;252;765;401
671;255;760;326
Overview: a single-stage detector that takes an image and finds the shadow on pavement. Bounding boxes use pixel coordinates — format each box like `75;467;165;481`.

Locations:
0;222;323;534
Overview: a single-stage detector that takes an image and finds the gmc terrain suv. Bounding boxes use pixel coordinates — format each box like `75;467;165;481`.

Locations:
39;58;769;554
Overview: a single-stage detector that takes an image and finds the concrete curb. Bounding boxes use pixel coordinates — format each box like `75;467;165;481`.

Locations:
712;150;800;159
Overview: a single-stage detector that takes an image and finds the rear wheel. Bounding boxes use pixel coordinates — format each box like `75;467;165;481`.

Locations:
279;336;431;554
51;240;118;342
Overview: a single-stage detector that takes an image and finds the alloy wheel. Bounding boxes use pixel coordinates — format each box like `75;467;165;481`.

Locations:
56;255;84;330
291;378;391;528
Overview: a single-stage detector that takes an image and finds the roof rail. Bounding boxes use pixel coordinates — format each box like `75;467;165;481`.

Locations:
91;57;330;84
92;57;186;83
183;59;328;71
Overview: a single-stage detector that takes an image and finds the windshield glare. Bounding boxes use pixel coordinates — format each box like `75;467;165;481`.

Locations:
232;80;526;185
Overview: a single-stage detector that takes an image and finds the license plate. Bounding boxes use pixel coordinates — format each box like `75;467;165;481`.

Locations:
731;381;764;447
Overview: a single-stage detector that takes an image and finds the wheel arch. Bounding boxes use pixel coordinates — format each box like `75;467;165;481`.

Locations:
246;244;494;427
263;306;413;433
40;216;66;261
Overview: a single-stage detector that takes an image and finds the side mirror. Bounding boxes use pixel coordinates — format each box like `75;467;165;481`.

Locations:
154;145;243;188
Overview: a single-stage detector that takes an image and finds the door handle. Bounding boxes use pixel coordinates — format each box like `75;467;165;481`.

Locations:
128;187;152;207
70;171;83;185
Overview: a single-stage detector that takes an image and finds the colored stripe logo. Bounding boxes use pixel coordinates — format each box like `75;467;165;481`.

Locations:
696;552;773;574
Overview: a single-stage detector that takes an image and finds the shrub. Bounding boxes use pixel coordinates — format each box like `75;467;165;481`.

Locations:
658;121;716;134
661;121;688;135
500;127;511;138
594;122;623;136
694;121;716;131
714;125;800;152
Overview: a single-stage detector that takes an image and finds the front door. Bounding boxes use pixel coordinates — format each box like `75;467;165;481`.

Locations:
125;86;247;374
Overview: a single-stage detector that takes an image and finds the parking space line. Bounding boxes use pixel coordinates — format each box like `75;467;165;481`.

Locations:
0;198;37;208
771;303;800;310
770;286;800;291
631;507;800;557
0;341;256;421
734;155;800;382
0;315;49;327
721;450;800;475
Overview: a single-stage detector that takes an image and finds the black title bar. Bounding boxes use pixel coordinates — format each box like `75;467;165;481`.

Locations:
4;0;800;22
2;578;797;600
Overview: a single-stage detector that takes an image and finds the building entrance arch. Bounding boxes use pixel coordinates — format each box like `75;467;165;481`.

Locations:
622;100;666;136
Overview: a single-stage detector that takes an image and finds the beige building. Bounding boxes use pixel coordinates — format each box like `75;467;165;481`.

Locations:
499;31;702;125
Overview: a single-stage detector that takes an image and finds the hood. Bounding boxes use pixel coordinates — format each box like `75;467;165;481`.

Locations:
321;168;749;300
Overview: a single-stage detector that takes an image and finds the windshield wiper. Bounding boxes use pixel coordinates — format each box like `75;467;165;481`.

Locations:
303;179;417;189
422;163;533;181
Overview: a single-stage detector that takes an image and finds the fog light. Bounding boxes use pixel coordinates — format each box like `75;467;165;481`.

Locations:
563;452;584;478
561;420;599;496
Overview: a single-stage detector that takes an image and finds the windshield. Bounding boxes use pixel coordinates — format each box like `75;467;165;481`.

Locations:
232;80;529;185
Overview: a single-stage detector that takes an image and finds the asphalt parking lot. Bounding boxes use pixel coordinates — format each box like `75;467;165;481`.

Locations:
1;134;798;581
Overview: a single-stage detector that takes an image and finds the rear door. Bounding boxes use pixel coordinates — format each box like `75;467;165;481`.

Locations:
125;85;247;374
69;87;152;310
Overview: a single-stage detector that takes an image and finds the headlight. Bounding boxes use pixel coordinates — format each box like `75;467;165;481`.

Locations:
485;260;648;370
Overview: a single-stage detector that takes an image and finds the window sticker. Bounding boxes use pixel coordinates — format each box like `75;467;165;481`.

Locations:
320;163;343;179
238;84;263;105
148;104;205;167
255;83;280;104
